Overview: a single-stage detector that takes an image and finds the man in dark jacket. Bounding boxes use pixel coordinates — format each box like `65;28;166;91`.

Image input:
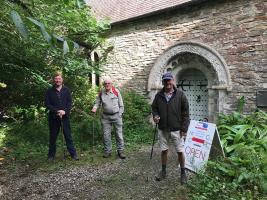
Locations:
45;72;78;161
152;72;190;184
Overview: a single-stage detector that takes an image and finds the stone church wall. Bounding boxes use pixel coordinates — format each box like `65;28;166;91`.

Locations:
101;0;266;113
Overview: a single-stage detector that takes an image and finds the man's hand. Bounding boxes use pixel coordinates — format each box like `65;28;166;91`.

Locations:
57;110;66;118
91;107;97;113
153;116;160;124
180;131;187;141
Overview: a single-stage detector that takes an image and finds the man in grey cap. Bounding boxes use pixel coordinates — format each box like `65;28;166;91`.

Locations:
91;78;126;159
152;72;190;184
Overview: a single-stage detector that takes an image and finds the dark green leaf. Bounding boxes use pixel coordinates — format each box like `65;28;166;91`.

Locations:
63;40;69;56
233;125;251;144
225;142;245;153
10;10;28;39
27;17;52;43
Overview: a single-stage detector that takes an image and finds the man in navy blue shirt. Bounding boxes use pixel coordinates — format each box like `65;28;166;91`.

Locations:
45;72;78;161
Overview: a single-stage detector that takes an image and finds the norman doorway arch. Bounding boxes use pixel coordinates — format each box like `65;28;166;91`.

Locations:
148;41;232;122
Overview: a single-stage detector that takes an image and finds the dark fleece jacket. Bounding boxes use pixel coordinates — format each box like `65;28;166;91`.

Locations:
151;87;190;132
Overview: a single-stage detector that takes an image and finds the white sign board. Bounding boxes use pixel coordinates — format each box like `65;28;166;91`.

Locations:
184;120;222;172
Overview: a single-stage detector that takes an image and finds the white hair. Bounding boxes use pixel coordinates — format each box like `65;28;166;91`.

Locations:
103;76;113;83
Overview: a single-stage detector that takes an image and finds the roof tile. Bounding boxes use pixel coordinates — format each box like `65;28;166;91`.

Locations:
85;0;194;23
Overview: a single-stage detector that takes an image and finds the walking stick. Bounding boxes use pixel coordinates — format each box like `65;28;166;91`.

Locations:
92;113;96;154
150;123;158;160
146;123;158;182
60;116;66;160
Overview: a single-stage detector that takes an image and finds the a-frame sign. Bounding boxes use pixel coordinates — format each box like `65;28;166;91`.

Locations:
184;120;225;172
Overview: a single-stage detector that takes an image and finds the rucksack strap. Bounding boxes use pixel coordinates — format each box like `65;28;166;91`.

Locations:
112;86;119;97
98;87;119;99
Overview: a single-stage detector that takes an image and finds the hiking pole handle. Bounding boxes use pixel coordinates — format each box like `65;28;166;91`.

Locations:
150;123;158;160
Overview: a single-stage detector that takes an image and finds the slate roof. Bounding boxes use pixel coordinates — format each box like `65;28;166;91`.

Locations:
85;0;202;24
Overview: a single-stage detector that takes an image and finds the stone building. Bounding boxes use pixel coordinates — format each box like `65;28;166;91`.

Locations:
86;0;267;122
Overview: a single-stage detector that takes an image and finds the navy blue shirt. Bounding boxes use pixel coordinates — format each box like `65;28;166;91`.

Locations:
45;85;72;117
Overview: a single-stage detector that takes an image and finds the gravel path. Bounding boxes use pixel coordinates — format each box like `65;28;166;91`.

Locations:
0;146;190;200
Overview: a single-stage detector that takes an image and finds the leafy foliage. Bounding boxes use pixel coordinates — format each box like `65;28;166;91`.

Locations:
0;0;110;115
189;97;267;199
219;110;267;154
0;90;153;164
122;90;153;144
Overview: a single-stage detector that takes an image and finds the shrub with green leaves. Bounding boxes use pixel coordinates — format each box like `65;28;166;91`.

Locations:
219;110;267;154
122;90;153;144
189;104;267;199
0;0;110;116
0;90;153;163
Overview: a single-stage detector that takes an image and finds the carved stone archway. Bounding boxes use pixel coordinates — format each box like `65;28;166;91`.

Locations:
147;41;232;121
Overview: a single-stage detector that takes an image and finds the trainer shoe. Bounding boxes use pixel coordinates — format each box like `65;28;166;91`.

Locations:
155;170;166;181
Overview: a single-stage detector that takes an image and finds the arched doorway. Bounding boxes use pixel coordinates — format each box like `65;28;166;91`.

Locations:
177;69;208;121
167;52;213;121
147;41;232;122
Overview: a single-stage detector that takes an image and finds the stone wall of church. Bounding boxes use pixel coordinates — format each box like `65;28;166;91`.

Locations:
101;0;266;113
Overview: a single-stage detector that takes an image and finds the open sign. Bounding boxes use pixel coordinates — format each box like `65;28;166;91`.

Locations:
184;120;224;172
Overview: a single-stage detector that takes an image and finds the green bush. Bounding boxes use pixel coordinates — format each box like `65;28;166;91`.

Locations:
122;90;153;144
219;110;267;155
189;149;267;200
0;119;48;162
6;105;47;122
0;0;109;116
189;108;267;199
0;90;153;163
72;113;102;151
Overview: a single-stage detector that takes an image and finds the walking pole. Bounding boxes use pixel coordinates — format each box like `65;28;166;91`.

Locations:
92;113;96;154
146;122;158;182
89;113;96;162
150;123;158;160
60;116;66;160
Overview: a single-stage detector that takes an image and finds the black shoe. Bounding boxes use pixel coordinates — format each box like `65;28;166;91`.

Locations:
71;155;79;160
155;170;166;181
180;172;187;185
103;152;111;158
117;151;126;159
48;157;54;162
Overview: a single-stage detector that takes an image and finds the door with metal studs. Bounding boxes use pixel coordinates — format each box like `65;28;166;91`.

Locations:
177;69;209;122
